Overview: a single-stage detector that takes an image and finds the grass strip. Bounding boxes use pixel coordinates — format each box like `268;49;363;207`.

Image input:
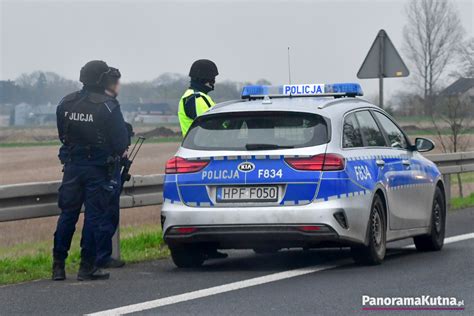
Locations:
451;193;474;210
0;224;168;285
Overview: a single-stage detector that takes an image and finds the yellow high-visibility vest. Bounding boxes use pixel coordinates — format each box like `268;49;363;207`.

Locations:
178;89;215;136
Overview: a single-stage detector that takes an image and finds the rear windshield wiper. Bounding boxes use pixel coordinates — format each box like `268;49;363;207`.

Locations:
245;143;294;150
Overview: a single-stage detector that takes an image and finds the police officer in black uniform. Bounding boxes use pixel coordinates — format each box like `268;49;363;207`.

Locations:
52;60;130;281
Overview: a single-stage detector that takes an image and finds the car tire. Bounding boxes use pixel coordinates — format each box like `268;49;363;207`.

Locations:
170;245;205;268
253;247;280;254
351;194;386;265
413;186;445;251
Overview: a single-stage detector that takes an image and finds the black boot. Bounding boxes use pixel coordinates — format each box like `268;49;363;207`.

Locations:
104;258;125;269
52;259;66;281
77;259;110;281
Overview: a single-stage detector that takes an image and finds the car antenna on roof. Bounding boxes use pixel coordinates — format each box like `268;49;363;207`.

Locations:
287;46;292;86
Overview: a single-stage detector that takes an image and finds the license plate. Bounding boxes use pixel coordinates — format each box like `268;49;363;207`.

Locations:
216;186;278;202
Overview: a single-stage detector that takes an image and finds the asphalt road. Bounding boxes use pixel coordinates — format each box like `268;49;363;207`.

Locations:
1;208;473;316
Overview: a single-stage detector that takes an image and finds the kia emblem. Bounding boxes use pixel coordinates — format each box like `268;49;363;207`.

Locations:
238;162;255;173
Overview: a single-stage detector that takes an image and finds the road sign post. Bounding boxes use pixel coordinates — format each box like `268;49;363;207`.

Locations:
378;31;384;107
357;29;409;108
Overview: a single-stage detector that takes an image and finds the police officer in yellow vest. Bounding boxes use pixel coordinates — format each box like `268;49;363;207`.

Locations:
177;59;228;259
178;59;218;136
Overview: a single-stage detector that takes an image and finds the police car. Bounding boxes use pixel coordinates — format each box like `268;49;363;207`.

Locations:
162;83;446;267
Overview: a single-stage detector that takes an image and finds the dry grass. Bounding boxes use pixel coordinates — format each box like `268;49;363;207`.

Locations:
0;142;180;185
0;127;59;142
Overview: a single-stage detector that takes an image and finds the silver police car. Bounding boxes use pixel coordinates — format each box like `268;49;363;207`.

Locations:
162;83;445;267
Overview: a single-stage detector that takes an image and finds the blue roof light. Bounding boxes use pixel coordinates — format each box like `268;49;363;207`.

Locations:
241;83;363;99
324;83;363;95
241;85;269;97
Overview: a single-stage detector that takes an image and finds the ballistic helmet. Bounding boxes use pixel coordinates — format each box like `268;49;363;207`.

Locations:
189;59;219;80
80;60;121;88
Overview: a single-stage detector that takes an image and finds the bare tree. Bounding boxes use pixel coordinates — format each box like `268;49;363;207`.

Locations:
432;96;472;197
455;37;474;78
403;0;465;115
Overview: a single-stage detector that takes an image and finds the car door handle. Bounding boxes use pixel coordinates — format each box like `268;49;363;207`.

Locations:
402;159;411;166
376;159;385;167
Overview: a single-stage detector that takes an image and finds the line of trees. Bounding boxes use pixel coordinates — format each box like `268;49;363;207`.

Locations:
0;72;80;106
0;72;270;110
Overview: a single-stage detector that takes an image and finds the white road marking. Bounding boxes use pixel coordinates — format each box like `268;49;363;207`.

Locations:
442;232;474;244
86;263;343;316
86;232;474;316
404;232;474;249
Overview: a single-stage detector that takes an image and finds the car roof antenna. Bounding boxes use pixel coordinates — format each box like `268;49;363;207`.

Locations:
287;46;292;85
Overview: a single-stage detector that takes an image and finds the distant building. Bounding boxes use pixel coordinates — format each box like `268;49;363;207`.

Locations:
121;102;178;124
133;115;179;124
440;77;474;104
13;102;29;125
122;102;174;114
13;102;56;126
0;102;14;127
0;115;10;127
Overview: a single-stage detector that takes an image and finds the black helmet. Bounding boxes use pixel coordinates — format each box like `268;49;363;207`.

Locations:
80;60;121;88
189;59;219;80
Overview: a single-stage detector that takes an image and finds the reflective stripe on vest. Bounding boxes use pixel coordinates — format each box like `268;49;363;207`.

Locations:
178;89;215;136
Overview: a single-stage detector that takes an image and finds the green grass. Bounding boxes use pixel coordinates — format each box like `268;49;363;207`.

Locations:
451;193;474;210
120;225;170;263
0;224;168;285
0;137;181;148
142;136;182;144
0;140;61;148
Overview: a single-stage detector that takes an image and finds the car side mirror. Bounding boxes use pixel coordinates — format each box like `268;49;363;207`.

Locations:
414;137;435;152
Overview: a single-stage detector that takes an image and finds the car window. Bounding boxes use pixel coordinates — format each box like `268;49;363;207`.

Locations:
343;113;363;148
354;111;386;147
373;112;408;149
183;111;329;151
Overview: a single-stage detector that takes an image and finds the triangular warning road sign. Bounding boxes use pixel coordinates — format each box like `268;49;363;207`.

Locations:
357;29;409;79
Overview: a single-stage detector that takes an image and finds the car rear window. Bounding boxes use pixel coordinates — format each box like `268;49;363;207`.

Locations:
182;111;329;151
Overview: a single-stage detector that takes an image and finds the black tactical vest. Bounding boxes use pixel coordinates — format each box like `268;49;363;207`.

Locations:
60;91;117;146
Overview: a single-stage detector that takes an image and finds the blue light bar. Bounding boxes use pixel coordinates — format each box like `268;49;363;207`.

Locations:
241;85;282;97
324;83;363;95
241;83;363;99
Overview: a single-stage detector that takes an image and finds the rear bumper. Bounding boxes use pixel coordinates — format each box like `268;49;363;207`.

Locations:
164;224;354;249
162;193;373;248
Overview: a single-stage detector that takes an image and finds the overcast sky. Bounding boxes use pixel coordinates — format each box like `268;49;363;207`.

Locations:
1;0;472;98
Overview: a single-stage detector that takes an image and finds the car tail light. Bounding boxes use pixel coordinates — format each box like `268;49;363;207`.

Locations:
298;225;322;232
175;227;197;234
285;153;345;171
165;157;209;174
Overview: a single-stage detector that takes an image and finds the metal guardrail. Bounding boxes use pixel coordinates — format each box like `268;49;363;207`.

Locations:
0;174;163;259
425;152;474;174
425;152;474;211
0;152;472;258
0;174;164;222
